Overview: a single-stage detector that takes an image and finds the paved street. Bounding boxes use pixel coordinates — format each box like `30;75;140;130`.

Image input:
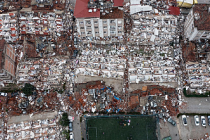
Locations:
73;115;82;140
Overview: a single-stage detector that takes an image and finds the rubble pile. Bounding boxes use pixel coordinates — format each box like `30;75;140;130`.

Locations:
16;58;72;89
7;117;59;139
68;81;124;114
75;48;126;79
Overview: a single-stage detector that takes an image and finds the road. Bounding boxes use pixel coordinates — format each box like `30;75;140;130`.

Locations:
73;115;82;140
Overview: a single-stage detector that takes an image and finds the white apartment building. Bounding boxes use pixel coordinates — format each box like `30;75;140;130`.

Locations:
74;0;124;43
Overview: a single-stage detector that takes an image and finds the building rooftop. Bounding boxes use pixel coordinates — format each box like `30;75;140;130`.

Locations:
74;0;100;18
100;7;124;19
113;0;123;7
193;4;210;31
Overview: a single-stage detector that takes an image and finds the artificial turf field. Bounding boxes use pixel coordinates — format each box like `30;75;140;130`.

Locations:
86;115;157;140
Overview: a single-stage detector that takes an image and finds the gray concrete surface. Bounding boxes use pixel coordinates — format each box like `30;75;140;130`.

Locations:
73;115;82;140
179;97;210;113
8;111;57;124
159;117;180;140
177;115;210;139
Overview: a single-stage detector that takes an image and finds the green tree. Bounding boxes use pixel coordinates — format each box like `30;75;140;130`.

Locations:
63;130;70;140
59;112;70;126
21;83;35;96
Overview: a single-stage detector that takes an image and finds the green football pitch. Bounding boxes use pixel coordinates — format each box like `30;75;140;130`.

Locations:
86;115;157;140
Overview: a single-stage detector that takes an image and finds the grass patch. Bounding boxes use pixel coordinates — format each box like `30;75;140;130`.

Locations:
86;116;157;140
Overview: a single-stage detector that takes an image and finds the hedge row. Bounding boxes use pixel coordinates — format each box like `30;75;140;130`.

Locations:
183;88;210;97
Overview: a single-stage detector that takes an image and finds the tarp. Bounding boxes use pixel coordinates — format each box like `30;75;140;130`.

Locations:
114;96;121;101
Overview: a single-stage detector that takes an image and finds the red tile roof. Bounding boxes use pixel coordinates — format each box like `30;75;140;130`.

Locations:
113;0;123;7
193;4;210;31
74;0;100;18
169;6;180;16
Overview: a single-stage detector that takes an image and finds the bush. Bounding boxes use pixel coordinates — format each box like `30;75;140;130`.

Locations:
21;83;35;96
183;88;210;97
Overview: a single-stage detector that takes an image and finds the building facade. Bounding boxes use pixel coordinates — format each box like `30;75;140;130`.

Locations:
74;0;124;44
0;39;16;86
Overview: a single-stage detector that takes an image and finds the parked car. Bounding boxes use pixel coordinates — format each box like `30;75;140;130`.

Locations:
70;132;74;140
208;116;210;126
167;117;176;126
162;136;172;140
194;115;199;126
201;116;206;127
182;115;187;126
69;122;73;132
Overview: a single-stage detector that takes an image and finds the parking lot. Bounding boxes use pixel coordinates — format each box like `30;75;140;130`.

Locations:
178;115;210;139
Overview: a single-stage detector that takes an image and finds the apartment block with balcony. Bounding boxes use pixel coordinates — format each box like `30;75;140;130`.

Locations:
74;0;124;44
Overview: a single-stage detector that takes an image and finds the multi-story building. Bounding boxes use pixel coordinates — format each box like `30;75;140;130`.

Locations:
74;0;124;44
0;39;16;86
184;4;210;41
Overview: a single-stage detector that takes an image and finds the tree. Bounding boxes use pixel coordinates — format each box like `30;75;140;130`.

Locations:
59;112;70;126
62;130;70;140
21;83;35;96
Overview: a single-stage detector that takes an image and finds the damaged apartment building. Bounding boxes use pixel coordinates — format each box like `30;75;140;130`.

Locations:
74;0;125;44
183;3;210;94
128;0;179;46
184;4;210;41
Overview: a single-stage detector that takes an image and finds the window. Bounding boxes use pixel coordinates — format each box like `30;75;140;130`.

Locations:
110;20;115;23
118;31;122;34
87;31;92;34
118;20;122;24
95;31;99;34
86;20;91;24
81;32;85;34
94;21;98;24
104;31;107;34
118;26;122;29
103;21;107;24
110;31;115;34
87;26;91;29
110;26;115;30
95;26;98;29
80;21;83;24
103;26;107;29
80;27;84;29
